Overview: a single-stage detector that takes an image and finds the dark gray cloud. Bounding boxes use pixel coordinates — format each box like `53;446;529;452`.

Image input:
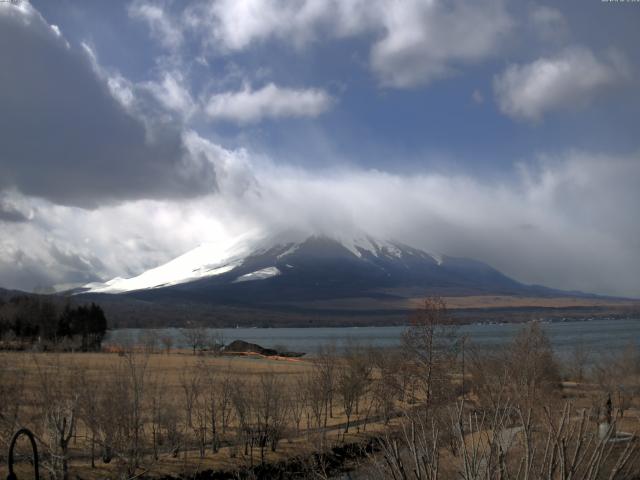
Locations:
0;210;29;223
0;236;104;292
0;247;54;292
0;202;30;223
0;5;217;208
49;243;105;276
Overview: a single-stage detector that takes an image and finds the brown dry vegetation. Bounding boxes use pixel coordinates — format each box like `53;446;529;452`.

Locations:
291;294;638;312
425;295;639;309
0;347;409;479
1;298;639;479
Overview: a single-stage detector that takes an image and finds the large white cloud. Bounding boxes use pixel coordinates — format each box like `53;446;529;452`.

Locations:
183;0;376;51
494;46;629;121
2;144;639;298
205;83;333;124
370;0;512;87
136;0;512;89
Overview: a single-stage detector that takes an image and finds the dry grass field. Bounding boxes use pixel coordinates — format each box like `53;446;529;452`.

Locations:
1;313;639;480
288;293;639;313
0;349;399;479
428;295;639;309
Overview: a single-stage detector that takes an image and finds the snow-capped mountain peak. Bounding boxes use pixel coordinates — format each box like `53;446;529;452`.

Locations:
81;231;446;295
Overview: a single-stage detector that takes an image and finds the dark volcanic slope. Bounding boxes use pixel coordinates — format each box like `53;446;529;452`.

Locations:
104;235;562;307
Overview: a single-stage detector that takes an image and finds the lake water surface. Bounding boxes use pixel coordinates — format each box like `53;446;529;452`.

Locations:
106;318;640;358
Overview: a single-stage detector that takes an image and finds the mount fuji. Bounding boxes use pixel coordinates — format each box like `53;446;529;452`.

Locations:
79;232;562;308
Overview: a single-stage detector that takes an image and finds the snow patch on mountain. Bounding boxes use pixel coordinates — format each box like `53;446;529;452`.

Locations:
82;232;261;293
277;243;300;259
233;267;281;283
332;234;402;259
333;234;441;263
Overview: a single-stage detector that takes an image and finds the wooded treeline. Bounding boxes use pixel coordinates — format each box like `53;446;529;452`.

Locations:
0;295;107;351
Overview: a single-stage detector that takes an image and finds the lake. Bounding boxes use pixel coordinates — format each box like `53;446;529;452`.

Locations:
105;317;640;359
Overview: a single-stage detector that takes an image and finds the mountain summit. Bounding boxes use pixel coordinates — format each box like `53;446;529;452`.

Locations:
81;233;552;303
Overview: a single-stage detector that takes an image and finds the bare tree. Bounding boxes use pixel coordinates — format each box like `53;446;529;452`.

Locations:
182;327;209;355
304;370;327;439
402;297;458;409
139;330;159;354
219;366;234;435
567;338;590;382
372;400;639;480
231;379;257;465
77;369;101;468
253;372;287;462
34;357;79;480
180;367;201;431
146;377;166;461
313;344;338;427
200;362;233;454
160;335;173;354
206;330;225;356
370;348;403;425
289;375;309;435
337;345;372;433
507;321;560;410
202;366;220;454
158;404;183;458
592;342;640;419
101;351;150;477
467;345;514;413
468;321;561;416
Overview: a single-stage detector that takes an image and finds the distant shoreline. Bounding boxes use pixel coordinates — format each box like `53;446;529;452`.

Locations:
102;301;640;329
105;314;639;332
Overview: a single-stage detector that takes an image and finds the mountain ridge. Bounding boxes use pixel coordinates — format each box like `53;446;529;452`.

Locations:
79;233;574;304
58;232;640;327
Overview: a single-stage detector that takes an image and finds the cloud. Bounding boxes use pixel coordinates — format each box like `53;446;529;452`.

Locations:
0;2;222;208
0;190;250;291
370;0;512;88
529;5;568;43
1;1;638;301
0;209;30;224
183;0;375;52
0;191;33;223
48;243;105;279
2;145;639;298
171;0;512;88
141;71;197;119
0;230;105;292
128;0;183;50
494;46;629;121
205;83;333;124
226;151;640;298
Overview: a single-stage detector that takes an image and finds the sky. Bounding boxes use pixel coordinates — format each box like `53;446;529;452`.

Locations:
0;0;639;297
